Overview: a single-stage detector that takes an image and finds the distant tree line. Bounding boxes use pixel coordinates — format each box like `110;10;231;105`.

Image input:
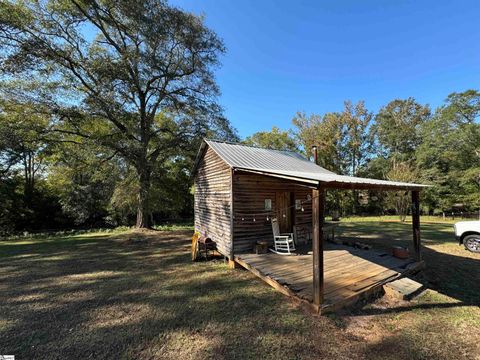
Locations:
1;86;478;233
245;91;480;219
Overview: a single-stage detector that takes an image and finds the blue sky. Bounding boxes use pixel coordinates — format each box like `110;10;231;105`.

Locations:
171;0;480;138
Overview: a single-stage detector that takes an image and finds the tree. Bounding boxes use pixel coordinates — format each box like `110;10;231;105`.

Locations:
0;101;49;203
374;98;430;163
47;140;121;226
0;0;231;228
292;111;344;172
442;89;480;125
336;101;374;214
243;126;298;151
340;100;374;177
292;102;374;215
385;162;418;221
416;90;480;213
292;107;354;215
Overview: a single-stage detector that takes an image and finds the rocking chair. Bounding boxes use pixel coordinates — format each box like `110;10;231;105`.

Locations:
270;218;295;255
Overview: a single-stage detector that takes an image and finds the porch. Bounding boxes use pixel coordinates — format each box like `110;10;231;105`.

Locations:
235;243;425;313
216;142;429;313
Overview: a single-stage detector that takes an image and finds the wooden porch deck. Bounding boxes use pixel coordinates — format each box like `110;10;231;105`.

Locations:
235;244;424;313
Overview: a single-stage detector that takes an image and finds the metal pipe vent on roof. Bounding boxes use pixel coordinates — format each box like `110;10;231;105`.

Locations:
312;145;318;165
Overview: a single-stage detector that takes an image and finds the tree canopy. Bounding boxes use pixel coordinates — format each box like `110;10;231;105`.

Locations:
0;0;236;228
243;126;297;152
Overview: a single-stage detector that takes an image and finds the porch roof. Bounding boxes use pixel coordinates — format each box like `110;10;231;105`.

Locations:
194;139;429;191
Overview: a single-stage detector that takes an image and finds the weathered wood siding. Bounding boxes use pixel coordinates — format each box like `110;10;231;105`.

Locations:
232;172;313;253
194;147;232;256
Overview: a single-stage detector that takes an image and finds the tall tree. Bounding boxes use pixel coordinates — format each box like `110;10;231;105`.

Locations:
292;110;350;216
340;100;374;176
0;101;49;202
385;162;418;221
374;98;430;163
0;0;230;228
442;89;480;125
416;90;480;212
243;126;298;152
292;111;344;172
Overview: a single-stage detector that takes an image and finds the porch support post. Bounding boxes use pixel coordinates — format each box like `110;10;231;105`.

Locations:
411;190;421;261
312;185;325;310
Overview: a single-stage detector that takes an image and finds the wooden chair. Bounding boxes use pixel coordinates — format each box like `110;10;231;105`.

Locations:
270;218;295;255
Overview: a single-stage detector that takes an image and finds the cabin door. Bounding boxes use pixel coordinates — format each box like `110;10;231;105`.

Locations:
276;191;292;233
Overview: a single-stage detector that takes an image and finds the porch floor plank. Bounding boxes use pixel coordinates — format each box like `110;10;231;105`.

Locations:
235;243;422;313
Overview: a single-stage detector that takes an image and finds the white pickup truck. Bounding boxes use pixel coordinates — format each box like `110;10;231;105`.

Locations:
454;221;480;253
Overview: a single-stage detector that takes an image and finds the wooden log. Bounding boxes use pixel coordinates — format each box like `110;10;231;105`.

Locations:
312;186;325;308
411;190;421;261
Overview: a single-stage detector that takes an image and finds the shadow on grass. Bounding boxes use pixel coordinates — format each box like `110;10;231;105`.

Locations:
0;230;338;359
337;221;480;306
1;226;478;359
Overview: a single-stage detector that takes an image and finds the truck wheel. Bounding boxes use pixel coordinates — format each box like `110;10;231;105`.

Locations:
464;234;480;253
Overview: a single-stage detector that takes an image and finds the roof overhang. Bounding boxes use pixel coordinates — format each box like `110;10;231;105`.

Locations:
234;168;429;191
235;168;319;186
191;140;210;176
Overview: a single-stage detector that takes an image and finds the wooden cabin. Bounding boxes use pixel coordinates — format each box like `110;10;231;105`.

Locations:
192;139;326;257
192;139;427;313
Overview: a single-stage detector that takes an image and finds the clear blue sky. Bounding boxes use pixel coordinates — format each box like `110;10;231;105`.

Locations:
171;0;480;138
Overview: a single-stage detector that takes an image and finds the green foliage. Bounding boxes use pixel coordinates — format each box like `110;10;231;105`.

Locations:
292;111;343;172
243;126;297;151
48;147;119;227
0;101;50;197
340;100;374;176
0;0;236;228
385;162;418;221
374;98;430;161
416;90;480;213
292;101;374;214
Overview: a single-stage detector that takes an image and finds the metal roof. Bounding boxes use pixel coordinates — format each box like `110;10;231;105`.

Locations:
194;139;428;190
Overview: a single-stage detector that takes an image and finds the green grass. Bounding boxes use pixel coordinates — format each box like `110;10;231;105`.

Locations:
337;219;479;304
338;215;460;224
152;222;194;231
0;221;479;359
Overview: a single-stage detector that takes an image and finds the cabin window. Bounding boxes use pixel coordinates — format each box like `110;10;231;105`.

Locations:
295;199;301;210
264;199;272;210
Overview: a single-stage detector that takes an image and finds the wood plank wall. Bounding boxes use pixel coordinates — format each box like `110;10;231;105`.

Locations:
194;147;232;256
232;172;313;253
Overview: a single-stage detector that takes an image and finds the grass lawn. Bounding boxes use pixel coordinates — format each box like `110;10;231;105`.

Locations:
1;219;479;359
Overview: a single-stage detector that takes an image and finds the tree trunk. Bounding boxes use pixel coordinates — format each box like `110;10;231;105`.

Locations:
136;165;152;229
23;151;34;207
